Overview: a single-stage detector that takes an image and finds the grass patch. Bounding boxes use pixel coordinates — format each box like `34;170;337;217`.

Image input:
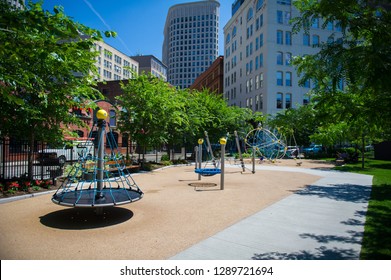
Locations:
334;159;391;259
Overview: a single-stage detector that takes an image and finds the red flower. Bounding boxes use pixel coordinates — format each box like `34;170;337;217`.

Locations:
8;181;20;189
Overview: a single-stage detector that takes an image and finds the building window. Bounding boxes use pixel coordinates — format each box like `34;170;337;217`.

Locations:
311;18;319;28
277;0;291;5
327;36;335;44
312;35;320;47
247;8;254;21
286;71;292;86
303;34;310;46
284;12;291;24
259;53;263;67
122;133;129;148
277;30;283;44
285;52;292;65
277;71;283;86
277;52;283;65
286;93;292;109
285;31;292;45
327;21;333;30
256;0;264;11
277;93;283;109
259;93;263;109
259;73;264;88
277;10;283;24
109;110;116;127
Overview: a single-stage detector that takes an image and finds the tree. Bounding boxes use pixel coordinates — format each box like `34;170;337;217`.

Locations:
117;74;188;159
117;74;256;160
267;104;319;147
0;1;113;179
292;0;391;167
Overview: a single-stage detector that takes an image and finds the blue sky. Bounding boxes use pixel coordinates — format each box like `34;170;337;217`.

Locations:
37;0;232;60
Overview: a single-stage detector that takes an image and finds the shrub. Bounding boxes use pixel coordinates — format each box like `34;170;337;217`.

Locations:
161;154;170;162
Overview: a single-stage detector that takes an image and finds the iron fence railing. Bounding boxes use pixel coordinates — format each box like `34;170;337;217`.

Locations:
0;138;195;181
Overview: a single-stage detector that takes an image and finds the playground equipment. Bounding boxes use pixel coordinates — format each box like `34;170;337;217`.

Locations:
245;127;287;160
242;127;288;173
194;131;221;177
52;109;143;212
194;132;226;190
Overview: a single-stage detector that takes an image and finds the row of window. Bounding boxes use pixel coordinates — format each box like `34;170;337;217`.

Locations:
170;14;218;25
276;92;292;109
170;31;217;43
97;67;132;80
169;69;207;78
276;71;293;86
169;40;218;51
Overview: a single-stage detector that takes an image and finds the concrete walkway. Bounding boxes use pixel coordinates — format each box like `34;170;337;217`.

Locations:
170;166;373;260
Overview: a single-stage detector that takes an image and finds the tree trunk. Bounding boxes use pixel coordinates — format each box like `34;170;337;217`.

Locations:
361;133;365;169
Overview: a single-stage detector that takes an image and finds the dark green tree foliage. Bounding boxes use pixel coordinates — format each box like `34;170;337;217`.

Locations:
268;104;319;147
0;1;112;178
117;74;255;157
293;0;391;133
291;0;391;165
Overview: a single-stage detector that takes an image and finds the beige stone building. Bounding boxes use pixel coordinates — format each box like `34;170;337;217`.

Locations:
93;41;139;81
224;0;343;115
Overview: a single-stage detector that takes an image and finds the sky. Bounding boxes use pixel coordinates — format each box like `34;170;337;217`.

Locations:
37;0;232;61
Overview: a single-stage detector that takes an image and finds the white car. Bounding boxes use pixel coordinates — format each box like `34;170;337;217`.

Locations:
38;140;95;165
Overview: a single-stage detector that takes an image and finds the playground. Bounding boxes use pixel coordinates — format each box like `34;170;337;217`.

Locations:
0;160;332;260
0;111;372;260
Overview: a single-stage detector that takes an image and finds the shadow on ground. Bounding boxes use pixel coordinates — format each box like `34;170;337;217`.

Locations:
252;246;358;260
40;206;133;230
251;183;371;260
295;184;372;203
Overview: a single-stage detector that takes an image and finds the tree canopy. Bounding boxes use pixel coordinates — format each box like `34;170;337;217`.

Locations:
0;0;114;178
117;73;255;155
292;0;391;139
0;1;113;141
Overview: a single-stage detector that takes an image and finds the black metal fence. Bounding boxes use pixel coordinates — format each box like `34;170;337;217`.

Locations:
0;139;63;181
0;138;195;181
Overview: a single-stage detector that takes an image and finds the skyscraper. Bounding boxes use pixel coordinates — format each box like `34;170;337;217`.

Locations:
224;0;343;115
163;0;220;89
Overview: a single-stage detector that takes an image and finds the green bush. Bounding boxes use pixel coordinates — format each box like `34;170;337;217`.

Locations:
161;154;170;161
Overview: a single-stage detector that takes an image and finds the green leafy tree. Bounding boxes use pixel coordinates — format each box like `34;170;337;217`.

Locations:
117;74;188;159
185;89;254;143
0;1;114;179
291;0;391;167
117;75;256;159
267;104;319;147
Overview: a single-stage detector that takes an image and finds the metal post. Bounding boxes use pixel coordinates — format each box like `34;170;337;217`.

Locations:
198;139;203;181
234;131;245;172
252;146;256;174
194;146;198;170
96;118;105;201
95;109;108;215
220;137;226;190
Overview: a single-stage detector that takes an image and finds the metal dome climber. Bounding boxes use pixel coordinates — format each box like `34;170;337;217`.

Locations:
52;109;143;212
245;127;287;161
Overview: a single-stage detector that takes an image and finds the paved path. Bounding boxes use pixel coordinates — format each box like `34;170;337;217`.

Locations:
171;166;373;260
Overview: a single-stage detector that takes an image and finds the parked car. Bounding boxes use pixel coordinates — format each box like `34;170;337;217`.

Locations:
284;146;300;158
303;144;322;154
37;140;94;165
